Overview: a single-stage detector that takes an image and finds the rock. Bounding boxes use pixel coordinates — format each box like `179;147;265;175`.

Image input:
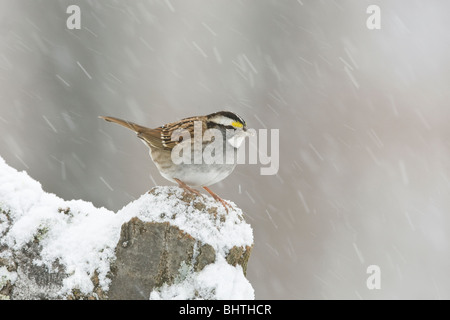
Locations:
8;242;67;300
195;243;216;272
226;245;253;276
0;156;254;299
107;187;254;300
108;218;216;299
0;157;254;300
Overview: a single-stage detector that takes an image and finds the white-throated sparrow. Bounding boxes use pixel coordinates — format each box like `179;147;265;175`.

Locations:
99;111;250;212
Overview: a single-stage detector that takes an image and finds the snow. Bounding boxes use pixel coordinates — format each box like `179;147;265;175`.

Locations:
0;155;254;299
120;187;253;257
150;256;254;300
0;156;125;295
0;266;17;289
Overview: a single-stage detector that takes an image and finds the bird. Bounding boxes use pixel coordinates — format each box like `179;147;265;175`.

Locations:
99;111;250;212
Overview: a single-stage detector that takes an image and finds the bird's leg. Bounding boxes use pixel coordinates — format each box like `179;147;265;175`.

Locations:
174;178;202;197
203;186;231;213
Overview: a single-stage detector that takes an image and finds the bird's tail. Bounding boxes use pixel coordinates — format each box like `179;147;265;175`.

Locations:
99;116;150;134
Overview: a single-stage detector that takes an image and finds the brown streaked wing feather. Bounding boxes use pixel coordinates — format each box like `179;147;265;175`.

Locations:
156;116;209;150
103;115;211;151
137;127;166;150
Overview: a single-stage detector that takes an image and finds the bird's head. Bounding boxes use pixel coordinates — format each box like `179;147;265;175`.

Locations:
206;111;251;148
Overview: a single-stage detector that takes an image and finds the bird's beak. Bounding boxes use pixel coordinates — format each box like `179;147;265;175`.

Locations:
227;128;254;148
244;127;255;136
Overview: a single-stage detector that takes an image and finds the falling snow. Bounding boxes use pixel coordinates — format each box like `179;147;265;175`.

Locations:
1;0;450;300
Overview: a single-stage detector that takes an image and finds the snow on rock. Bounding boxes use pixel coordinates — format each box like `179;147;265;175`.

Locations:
120;186;254;257
0;156;124;297
0;156;254;299
150;256;254;300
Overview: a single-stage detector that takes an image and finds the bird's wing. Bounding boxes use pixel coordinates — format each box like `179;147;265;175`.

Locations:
146;116;209;151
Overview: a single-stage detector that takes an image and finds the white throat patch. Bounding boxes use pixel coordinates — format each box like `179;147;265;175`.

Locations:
227;130;249;148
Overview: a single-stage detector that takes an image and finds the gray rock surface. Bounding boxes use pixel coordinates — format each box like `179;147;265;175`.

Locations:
108;218;215;299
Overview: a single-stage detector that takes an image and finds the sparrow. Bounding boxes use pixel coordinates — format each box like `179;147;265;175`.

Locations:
99;111;250;212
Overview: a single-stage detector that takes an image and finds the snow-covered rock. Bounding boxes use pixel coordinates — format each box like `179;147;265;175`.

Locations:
0;156;254;299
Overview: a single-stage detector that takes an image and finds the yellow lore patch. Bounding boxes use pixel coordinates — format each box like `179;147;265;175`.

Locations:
232;121;243;128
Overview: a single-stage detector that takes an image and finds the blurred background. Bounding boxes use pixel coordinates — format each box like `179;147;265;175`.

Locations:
1;0;450;299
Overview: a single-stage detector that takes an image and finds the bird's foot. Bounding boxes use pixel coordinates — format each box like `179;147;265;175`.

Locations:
174;178;203;197
203;186;231;213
